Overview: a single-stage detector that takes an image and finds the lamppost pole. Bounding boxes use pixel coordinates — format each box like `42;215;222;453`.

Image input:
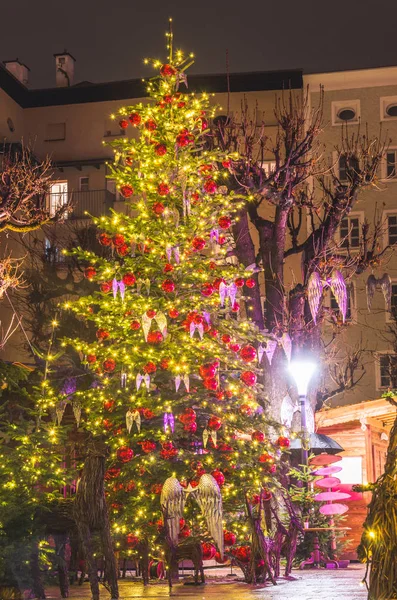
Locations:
288;359;317;467
299;393;309;467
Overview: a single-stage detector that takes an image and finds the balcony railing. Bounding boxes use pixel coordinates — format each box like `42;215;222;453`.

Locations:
48;189;116;219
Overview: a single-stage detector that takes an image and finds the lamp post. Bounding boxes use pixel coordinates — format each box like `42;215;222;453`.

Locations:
288;360;317;466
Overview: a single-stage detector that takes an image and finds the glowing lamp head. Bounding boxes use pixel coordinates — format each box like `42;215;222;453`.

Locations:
288;360;316;396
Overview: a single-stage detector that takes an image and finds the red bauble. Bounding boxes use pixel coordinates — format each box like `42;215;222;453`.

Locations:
215;551;228;564
87;354;97;364
192;237;206;251
155;143;167;156
201;118;208;131
191;191;200;203
99;233;112;246
216;390;225;400
151;483;163;494
203;377;218;391
213;277;226;291
163;263;174;273
157;182;170;196
221;334;231;344
168;308;179;319
103;399;115;412
100;281;112;293
177;101;186;108
140;440;156;454
160;63;177;77
224;531;237;546
161;279;175;293
240;371;257;386
119;119;129;129
126;534;139;548
113;234;125;247
122;272;136;286
176;133;190;147
258;453;273;464
199;363;217;379
105;467;121;480
199;164;213;174
276;436;290;449
144;119;157;131
208;416;222;430
117;446;134;463
84;266;96;280
179;407;196;422
231;301;240;313
142;408;155;419
252;430;265;442
201;282;214;297
240;404;254;416
124;480;136;492
234;546;251;563
146;309;157;318
120;185;134;198
218;216;232;230
245;278;256;288
211;469;225;486
129;112;141;126
130;320;141;330
204;179;217;194
209;329;218;338
103;419;113;431
184;421;197;433
160;358;170;369
229;343;241;353
152;201;165;215
240;345;257;363
222;159;231;168
163;95;173;104
147;331;163;344
179;526;191;538
160;447;178;459
143;361;157;374
103;358;116;373
96;328;109;340
117;244;129;257
202;542;217;560
234;277;245;288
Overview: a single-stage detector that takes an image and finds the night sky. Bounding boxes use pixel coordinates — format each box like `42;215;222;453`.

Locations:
1;0;397;89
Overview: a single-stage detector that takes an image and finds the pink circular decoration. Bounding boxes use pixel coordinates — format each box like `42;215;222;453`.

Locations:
319;503;349;516
310;454;342;466
314;466;342;476
315;491;351;502
315;476;341;489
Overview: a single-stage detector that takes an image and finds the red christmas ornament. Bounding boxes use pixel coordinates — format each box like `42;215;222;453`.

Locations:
192;237;206;251
143;361;157;374
201;282;214;297
191;191;200;203
117;244;129;257
142;408;155;419
240;345;257;363
160;358;170;369
234;546;251;563
258;453;273;464
126;534;139;548
100;281;112;293
231;301;240;313
177;101;186;108
124;480;136;492
129;112;141;126
87;354;97;364
122;272;136;286
152;202;165;215
202;543;217;560
151;483;163;494
208;416;222;430
203;377;218;391
252;430;265;442
213;277;227;291
209;329;218;338
117;446;134;463
199;164;213;174
240;371;257;386
221;334;231;344
144;119;157;131
234;277;245;288
179;526;191;538
222;159;231;168
113;234;125;247
146;309;156;318
203;178;217;194
168;308;179;319
161;279;175;293
119;119;129;129
84;266;96;280
130;320;141;330
103;399;115;412
157;182;170;196
201;118;208;131
199;363;217;379
163;263;174;273
120;185;134;198
140;440;156;454
211;469;225;486
163;94;173;104
125;155;134;166
245;278;256;288
99;233;112;246
218;216;232;230
229;343;241;353
216;390;225;401
96;328;109;340
184;421;197;433
215;551;228;564
224;531;237;546
155;143;167;156
103;358;116;373
240;404;254;416
147;331;163;344
105;467;121;480
176;133;190;147
276;436;290;449
103;419;113;431
160;447;179;459
160;63;177;77
179;408;196;424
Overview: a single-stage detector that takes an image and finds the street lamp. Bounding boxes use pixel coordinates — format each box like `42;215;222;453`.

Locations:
288;359;317;466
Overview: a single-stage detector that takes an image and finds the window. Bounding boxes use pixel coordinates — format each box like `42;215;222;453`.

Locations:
48;181;68;217
378;354;397;389
44;238;64;263
386;150;397;178
45;122;66;141
79;176;89;192
338;154;348;182
380;96;397;121
340;215;361;248
387;214;397;245
262;161;276;176
330;283;354;321
332;100;360;126
338;456;363;484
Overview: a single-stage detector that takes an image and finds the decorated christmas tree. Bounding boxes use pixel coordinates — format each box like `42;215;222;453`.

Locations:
60;29;290;584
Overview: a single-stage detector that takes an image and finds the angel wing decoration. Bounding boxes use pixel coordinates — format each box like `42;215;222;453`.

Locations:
329;270;347;323
193;474;224;559
160;477;186;546
280;333;292;363
280;394;298;429
307;272;323;324
366;273;392;311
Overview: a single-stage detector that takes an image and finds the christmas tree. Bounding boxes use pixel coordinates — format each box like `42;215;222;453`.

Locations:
60;29;290;583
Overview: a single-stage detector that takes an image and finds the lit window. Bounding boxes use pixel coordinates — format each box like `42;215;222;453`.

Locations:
79;176;89;192
262;161;276;176
386;150;397;179
387;215;397;245
378;354;397;388
48;182;68;217
45;123;66;142
338;456;363;484
340;216;360;248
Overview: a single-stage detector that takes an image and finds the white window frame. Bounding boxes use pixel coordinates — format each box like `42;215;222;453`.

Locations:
48;181;68;217
327;281;357;323
331;99;361;126
381;147;397;181
261;161;276;176
386;278;397;323
380;95;397;122
375;351;397;390
337;211;364;251
79;176;89;192
382;209;397;249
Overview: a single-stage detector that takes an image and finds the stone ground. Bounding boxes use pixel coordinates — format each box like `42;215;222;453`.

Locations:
42;565;368;599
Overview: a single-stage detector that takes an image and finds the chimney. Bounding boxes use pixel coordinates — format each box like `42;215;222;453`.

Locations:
54;50;76;87
3;59;30;86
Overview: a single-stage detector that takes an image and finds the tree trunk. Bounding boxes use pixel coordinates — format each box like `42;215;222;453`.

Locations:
30;542;46;600
54;533;70;598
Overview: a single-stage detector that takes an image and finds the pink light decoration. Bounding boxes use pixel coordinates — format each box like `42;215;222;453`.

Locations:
320;503;349;516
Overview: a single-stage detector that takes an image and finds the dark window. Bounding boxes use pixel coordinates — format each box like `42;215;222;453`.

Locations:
386;151;397;178
386;104;397;117
337;108;356;121
330;285;352;320
379;354;397;388
339;155;348;181
388;215;397;245
391;284;397;316
340;217;360;248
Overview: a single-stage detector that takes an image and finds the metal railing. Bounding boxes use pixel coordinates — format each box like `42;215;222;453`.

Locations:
48;189;116;219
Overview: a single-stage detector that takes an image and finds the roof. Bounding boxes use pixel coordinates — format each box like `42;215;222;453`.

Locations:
316;397;397;430
0;62;303;108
